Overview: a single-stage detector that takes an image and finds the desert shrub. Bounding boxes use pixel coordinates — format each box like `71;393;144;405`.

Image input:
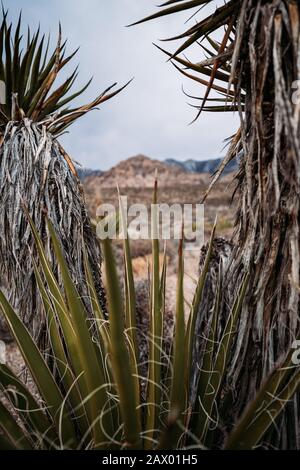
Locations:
0;199;300;450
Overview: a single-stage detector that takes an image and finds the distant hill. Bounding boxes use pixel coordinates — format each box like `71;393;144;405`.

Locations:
165;157;238;175
84;154;206;189
77;156;237;181
82;155;234;226
76;167;103;180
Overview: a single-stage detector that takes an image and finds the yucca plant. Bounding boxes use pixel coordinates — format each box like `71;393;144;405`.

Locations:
1;180;300;450
0;11;127;347
133;0;300;448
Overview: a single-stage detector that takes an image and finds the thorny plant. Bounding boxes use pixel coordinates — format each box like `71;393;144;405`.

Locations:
0;10;128;345
0;180;300;450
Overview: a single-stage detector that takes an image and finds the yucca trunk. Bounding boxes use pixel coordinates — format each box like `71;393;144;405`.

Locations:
229;1;300;449
0;120;106;349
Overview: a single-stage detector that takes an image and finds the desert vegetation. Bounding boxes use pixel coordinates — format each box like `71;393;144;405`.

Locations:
1;0;300;451
0;11;128;349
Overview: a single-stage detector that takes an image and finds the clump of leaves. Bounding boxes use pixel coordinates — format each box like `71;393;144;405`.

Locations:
130;1;243;114
130;0;243;195
0;181;300;450
0;10;128;136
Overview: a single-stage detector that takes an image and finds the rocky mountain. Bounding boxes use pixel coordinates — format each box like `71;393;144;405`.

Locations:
165;157;238;175
76;167;103;180
82;154;234;240
84;154;207;189
77;155;237;181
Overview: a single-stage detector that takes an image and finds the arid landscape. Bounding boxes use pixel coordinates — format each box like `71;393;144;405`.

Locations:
83;154;235;240
5;154;236;399
81;154;236;313
2;0;300;453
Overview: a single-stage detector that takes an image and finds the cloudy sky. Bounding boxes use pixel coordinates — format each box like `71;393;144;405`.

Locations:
8;0;239;170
